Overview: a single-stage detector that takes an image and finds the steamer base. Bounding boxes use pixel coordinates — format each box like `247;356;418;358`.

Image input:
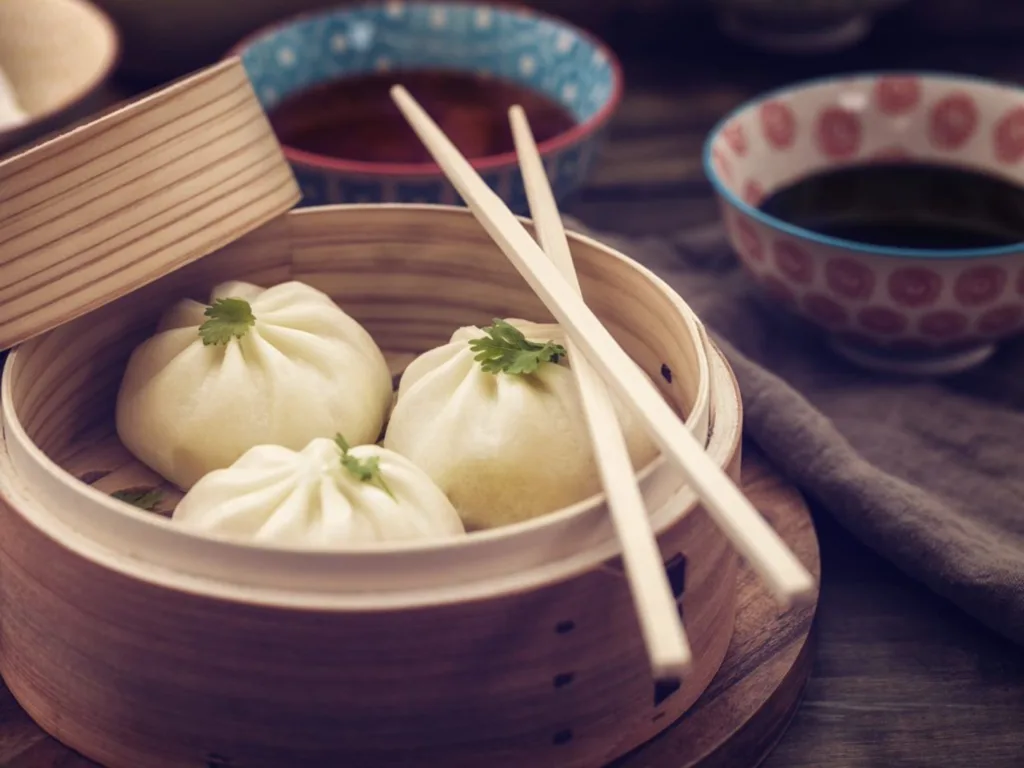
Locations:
0;205;818;767
0;445;819;768
610;445;820;768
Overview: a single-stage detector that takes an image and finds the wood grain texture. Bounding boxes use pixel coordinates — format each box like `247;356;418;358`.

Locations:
557;12;1024;768
613;445;819;768
0;57;300;352
6;7;1023;767
0;206;742;768
1;207;716;602
0;443;815;768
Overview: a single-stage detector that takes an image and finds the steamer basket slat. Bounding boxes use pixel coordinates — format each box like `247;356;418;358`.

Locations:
0;57;300;353
0;205;743;767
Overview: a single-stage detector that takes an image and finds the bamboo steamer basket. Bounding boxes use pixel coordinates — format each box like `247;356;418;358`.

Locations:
0;62;743;768
0;57;300;351
92;0;693;82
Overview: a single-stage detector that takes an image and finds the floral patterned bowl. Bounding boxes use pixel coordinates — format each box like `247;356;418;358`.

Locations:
231;1;621;214
704;72;1024;375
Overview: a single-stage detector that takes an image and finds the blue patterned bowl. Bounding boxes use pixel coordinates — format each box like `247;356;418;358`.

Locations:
231;1;622;213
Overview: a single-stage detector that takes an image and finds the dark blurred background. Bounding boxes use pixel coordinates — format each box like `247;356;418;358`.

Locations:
96;0;1024;87
87;0;1024;241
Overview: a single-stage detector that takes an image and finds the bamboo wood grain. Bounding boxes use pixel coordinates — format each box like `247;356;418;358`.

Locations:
611;438;821;768
0;445;820;768
0;57;301;352
0;205;740;767
511;105;691;683
3;206;716;600
0;334;819;768
392;84;816;611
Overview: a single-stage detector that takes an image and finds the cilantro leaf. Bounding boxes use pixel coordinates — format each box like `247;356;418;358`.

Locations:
111;487;163;511
198;297;256;346
334;434;396;500
467;319;566;375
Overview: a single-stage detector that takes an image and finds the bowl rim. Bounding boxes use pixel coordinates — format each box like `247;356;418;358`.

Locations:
226;0;624;177
0;0;121;143
703;69;1024;261
0;204;714;595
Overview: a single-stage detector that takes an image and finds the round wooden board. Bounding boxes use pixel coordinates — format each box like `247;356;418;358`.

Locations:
609;441;821;768
0;443;820;768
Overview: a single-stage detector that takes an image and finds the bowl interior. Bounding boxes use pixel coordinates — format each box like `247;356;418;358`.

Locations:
705;74;1024;372
0;0;117;121
237;1;618;145
708;73;1024;232
2;205;711;598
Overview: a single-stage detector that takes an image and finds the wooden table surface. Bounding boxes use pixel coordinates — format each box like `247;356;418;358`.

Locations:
561;7;1024;768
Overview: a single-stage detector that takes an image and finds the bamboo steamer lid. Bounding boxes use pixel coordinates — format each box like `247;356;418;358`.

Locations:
0;57;301;351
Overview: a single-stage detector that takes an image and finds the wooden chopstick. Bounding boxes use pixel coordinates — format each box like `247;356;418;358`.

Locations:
509;105;692;681
390;85;816;609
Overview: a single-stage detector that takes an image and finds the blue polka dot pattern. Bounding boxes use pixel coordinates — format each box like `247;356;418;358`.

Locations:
238;1;619;213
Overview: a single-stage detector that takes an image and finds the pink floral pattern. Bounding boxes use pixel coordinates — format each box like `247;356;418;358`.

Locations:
874;76;922;116
929;93;979;150
826;257;875;300
977;305;1024;334
742;179;765;206
773;240;814;284
723;122;747;156
994;106;1024;164
953;265;1008;306
759;100;796;150
816;106;863;159
711;75;1024;359
712;146;733;184
734;215;763;262
888;267;943;308
870;145;912;163
919;310;970;339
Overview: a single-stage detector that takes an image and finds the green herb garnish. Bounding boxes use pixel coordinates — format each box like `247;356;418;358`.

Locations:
198;297;256;346
335;434;395;500
468;319;566;375
111;487;163;511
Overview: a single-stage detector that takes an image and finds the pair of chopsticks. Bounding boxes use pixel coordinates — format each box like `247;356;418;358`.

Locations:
390;85;816;685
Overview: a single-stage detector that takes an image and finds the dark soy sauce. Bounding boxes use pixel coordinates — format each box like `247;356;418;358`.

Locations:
269;70;578;164
758;162;1024;249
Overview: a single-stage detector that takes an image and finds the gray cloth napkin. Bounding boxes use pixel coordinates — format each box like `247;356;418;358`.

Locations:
567;216;1024;646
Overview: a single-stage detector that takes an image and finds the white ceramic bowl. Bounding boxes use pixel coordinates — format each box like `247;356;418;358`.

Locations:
0;0;120;155
706;72;1024;375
